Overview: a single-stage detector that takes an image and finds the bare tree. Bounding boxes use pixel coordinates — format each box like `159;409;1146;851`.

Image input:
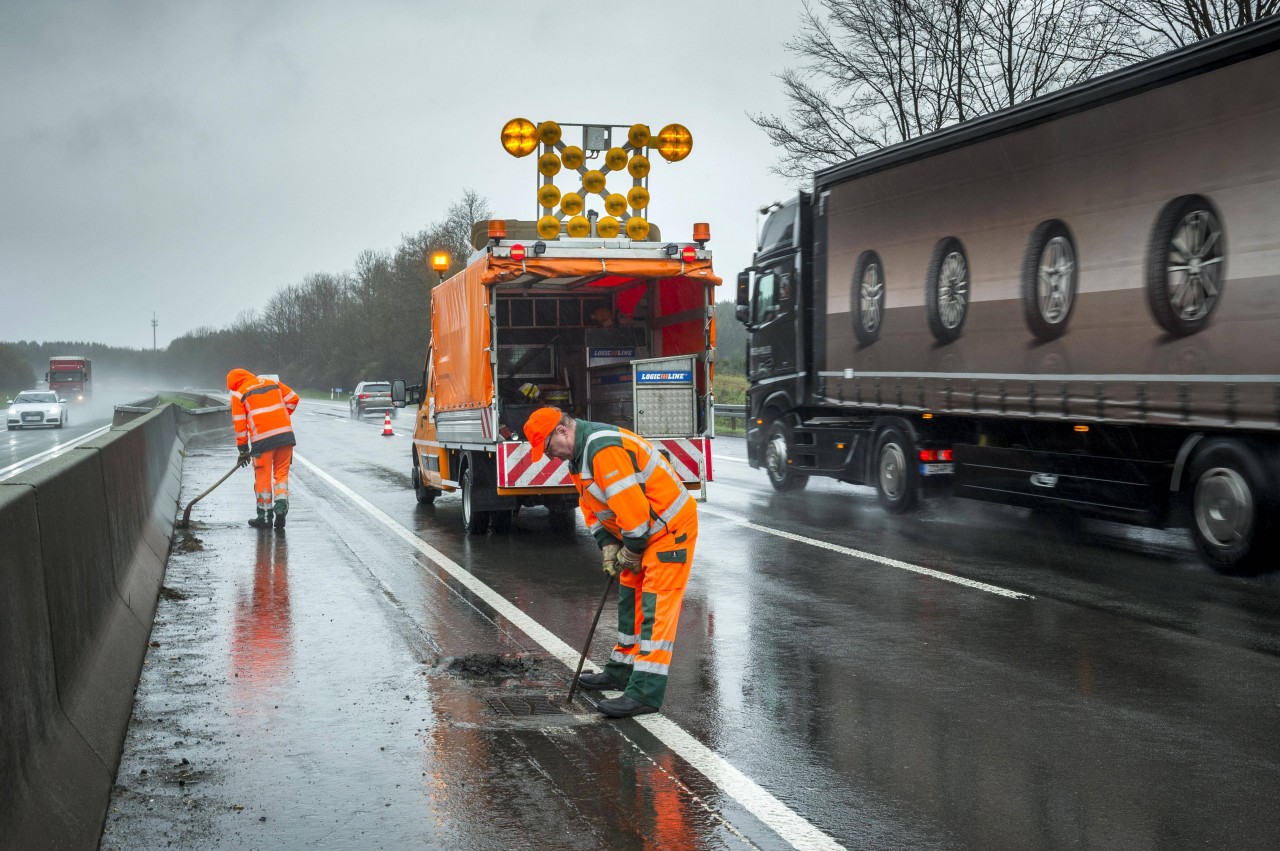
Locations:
1103;1;1277;50
752;0;1149;181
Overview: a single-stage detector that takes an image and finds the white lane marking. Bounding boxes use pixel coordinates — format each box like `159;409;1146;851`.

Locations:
700;504;1033;600
293;452;847;851
0;424;113;481
713;454;748;464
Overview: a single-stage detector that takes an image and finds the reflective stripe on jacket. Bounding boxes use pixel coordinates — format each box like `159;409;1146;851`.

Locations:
568;420;694;554
229;372;299;455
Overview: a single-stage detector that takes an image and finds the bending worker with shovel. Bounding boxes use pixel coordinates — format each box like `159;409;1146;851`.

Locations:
523;407;698;718
227;369;300;530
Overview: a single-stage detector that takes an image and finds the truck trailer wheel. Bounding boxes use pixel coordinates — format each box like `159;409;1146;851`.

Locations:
461;465;490;534
875;426;919;514
764;418;808;492
925;237;970;344
1021;219;1078;341
1146;194;1225;336
1186;439;1276;575
851;250;886;345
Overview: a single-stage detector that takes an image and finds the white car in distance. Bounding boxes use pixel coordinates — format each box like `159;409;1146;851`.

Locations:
6;390;68;430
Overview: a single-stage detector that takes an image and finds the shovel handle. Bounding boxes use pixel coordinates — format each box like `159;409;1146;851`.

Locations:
566;573;616;705
179;462;242;526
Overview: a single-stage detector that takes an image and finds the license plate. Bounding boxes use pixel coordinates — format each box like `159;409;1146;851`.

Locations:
22;413;41;422
920;462;954;476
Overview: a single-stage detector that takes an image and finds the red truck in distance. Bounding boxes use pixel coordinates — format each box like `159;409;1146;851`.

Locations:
46;356;92;401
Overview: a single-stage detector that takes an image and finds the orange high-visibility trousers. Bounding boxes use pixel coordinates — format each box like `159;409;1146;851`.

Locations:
252;446;293;514
604;512;697;708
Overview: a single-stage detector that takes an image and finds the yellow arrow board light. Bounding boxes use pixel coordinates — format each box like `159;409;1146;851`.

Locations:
538;152;561;177
626;216;650;240
627;154;650;179
561;192;584;216
537;215;561;239
566;215;591;237
627;123;651;148
501;118;538;157
604;147;628;171
627;185;650;211
537;183;561;209
656;123;692;162
597;216;621;238
582;169;606;194
537;121;562;146
561;146;585;170
604;193;628;216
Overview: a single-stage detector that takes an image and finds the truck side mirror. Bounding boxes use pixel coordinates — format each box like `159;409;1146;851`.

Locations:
391;378;407;407
406;384;423;406
736;269;752;324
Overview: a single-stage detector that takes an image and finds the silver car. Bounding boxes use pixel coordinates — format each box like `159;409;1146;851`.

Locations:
6;390;67;430
349;381;395;418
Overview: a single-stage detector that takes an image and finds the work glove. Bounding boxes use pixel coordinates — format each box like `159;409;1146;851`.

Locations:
615;546;642;573
601;543;621;577
237;448;251;468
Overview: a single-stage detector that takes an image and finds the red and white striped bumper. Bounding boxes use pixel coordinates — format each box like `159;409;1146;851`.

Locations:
496;438;713;490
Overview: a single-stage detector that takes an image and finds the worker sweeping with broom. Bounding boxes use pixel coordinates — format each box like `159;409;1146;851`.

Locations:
523;407;698;718
227;369;300;530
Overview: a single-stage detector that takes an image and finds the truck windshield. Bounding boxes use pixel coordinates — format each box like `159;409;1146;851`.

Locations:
752;272;778;324
50;372;83;382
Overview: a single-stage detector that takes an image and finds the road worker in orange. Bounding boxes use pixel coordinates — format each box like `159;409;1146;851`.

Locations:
524;407;698;718
227;369;300;530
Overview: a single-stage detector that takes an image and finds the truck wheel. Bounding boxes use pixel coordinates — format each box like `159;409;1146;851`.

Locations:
851;250;886;345
764;418;808;492
875;426;919;514
461;465;490;534
925;237;969;344
412;456;438;504
1187;439;1276;575
1021;219;1077;341
1146;194;1225;336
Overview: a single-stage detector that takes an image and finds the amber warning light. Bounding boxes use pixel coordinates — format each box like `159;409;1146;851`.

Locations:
430;251;450;273
488;220;507;241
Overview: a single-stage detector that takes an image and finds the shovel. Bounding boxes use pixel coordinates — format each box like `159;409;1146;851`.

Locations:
177;462;242;529
566;573;616;706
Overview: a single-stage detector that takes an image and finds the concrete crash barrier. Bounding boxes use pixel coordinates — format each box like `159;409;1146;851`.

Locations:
0;405;182;850
114;391;231;448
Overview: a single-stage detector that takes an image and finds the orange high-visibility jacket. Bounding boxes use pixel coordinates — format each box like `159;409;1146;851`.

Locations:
227;369;299;455
568;420;695;555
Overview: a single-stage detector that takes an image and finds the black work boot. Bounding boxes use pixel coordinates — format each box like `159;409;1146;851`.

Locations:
247;509;272;529
577;671;620;691
597;695;659;718
273;499;288;530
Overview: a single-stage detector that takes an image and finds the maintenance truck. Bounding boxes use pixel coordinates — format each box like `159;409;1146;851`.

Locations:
46;356;92;401
736;18;1280;575
394;119;719;535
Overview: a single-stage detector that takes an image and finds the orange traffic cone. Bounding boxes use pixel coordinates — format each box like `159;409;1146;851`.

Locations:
382;411;394;437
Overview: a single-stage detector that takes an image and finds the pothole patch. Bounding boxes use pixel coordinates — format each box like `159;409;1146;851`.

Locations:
483;694;566;718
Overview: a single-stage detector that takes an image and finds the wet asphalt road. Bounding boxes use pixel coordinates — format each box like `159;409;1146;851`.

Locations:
2;388;151;478
104;401;1280;849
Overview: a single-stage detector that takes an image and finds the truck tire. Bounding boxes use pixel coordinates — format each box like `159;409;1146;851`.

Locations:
1146;194;1225;337
764;418;808;492
461;464;490;534
1186;439;1276;575
851;250;886;345
491;510;515;534
1021;219;1077;341
875;426;919;514
412;455;438;504
925;237;969;344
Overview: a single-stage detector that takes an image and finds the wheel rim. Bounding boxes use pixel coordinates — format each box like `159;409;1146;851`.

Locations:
879;443;906;501
1166;209;1223;321
462;472;473;526
937;251;967;329
766;431;788;482
1194;466;1253;547
860;263;883;332
1037;236;1075;324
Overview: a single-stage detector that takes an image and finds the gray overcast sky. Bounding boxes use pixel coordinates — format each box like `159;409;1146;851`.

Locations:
0;0;803;349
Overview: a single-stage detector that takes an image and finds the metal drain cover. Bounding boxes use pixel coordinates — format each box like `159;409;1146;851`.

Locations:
484;694;566;717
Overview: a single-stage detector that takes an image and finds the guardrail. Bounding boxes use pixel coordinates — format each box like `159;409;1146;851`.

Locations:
717;403;748;430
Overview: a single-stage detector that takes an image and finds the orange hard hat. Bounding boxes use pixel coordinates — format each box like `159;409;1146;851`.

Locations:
523;407;563;462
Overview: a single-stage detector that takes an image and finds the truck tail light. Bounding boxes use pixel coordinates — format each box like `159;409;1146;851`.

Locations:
919;448;953;462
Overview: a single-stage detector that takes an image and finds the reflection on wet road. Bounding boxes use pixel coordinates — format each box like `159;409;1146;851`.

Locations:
104;403;1280;849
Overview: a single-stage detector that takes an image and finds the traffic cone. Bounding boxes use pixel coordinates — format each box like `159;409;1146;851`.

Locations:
382;411;394;436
